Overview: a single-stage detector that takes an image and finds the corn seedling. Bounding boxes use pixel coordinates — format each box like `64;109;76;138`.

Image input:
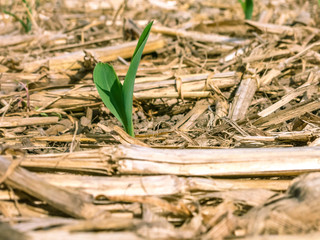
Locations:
238;0;254;19
93;21;153;137
3;0;32;33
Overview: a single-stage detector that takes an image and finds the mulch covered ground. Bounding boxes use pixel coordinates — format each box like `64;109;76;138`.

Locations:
1;0;320;239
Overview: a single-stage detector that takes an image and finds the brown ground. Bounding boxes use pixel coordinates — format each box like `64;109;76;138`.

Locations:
1;0;320;239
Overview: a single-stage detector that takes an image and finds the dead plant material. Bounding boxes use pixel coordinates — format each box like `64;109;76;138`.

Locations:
0;155;103;219
2;0;320;238
237;173;320;235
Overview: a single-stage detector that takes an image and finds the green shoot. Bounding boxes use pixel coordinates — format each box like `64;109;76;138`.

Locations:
3;0;32;33
238;0;254;20
93;21;153;137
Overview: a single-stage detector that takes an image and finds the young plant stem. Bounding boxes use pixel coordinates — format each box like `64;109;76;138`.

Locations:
93;21;153;137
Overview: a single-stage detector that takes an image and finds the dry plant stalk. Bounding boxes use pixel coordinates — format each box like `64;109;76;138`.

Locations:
0;155;103;219
19;144;320;177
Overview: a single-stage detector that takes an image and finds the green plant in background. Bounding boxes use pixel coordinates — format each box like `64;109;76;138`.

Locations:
3;0;32;33
93;21;153;137
238;0;254;19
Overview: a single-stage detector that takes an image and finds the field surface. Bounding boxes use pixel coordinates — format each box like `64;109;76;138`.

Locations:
1;0;320;239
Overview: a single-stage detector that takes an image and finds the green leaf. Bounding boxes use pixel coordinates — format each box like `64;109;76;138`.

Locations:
123;21;153;136
3;0;32;33
244;0;254;20
93;21;153;137
237;0;253;20
93;63;127;127
237;0;245;9
3;10;31;33
22;0;32;13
